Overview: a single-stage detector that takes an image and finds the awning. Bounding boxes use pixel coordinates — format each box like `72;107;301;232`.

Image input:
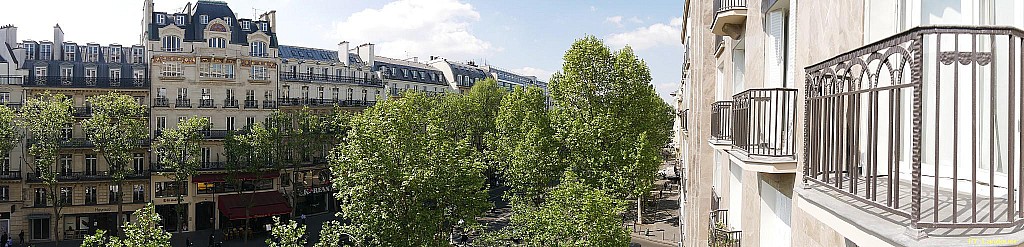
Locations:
193;172;278;183
217;191;291;220
27;213;50;219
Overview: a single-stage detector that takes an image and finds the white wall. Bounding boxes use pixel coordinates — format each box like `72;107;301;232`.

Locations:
728;161;743;230
760;177;792;247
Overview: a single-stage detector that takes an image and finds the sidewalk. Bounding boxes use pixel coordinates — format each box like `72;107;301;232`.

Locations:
627;162;682;247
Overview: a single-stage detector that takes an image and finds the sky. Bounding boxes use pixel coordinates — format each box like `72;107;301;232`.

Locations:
0;0;683;104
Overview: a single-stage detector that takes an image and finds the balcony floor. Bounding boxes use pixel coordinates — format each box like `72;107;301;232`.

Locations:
805;174;1024;242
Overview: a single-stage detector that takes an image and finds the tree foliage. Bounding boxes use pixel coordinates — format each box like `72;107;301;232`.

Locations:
489;86;560;204
476;173;629;247
81;203;172;247
82;92;148;236
0;105;20;158
265;217;348;247
330;92;489;247
19;92;73;247
153;116;209;232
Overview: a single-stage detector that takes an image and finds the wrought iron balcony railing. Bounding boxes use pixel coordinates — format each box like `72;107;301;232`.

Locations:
153;97;170;107
0;171;20;180
174;98;191;108
26;76;149;89
223;99;239;108
0;76;24;85
708;209;740;247
198;99;215;108
244;99;259;109
714;0;746;13
710;101;733;142
804;26;1024;229
279;72;385;87
263;100;278;109
731;88;797;158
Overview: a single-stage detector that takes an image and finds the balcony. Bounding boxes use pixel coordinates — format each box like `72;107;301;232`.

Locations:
711;0;747;37
730;88;797;159
174;98;191;108
153;97;170;107
244;99;259;109
72;107;92;118
680;109;689;133
709;101;733;144
803;26;1024;235
0;171;20;180
0;76;24;85
198;99;215;108
223;99;239;108
279;72;385;87
708;209;741;247
27;76;149;89
201;129;232;139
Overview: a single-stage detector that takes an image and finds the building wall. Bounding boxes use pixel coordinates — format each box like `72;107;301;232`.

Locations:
681;0;718;245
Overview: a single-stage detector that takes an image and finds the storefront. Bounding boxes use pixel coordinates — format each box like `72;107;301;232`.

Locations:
292;169;334;214
63;212;118;240
216;191;291;240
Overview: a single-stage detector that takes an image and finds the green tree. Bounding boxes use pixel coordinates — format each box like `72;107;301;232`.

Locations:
81;203;172;247
0;105;20;159
153;116;209;232
81;92;148;237
330;92;489;246
462;78;504;151
224;122;274;243
489;86;561;205
476;173;629;247
19;92;73;247
265;217;348;247
549;37;673;224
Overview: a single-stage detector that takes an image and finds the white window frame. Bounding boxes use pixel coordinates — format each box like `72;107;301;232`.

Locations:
156;14;165;25
200;15;209;24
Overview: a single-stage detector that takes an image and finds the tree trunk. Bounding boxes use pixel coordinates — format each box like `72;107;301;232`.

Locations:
177;180;185;233
51;190;60;247
636;197;644;225
116;181;123;237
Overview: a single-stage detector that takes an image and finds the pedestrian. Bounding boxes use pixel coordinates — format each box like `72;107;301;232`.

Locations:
17;230;22;245
300;214;306;225
6;236;11;247
209;232;216;247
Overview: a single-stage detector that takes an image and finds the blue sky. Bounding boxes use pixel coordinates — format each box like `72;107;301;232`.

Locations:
1;0;683;104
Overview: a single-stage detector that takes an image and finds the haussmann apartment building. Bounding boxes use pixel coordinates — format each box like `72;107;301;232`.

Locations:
678;0;1024;246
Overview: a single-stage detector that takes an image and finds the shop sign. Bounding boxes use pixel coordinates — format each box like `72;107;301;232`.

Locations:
241;59;277;69
151;56;196;64
298;184;333;197
158;197;191;204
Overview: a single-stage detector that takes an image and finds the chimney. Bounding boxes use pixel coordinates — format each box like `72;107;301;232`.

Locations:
260;10;278;33
357;43;375;68
338;41;350;66
53;24;64;60
142;0;154;44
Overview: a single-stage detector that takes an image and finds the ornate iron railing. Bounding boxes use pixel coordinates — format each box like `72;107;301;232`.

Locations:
714;0;746;13
804;26;1024;229
26;76;149;89
244;99;259;109
153;97;170;107
731;88;797;157
710;101;733;142
174;98;191;108
708;209;740;247
279;72;384;87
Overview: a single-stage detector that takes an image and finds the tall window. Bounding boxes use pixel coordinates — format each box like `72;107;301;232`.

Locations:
131;47;145;63
200;15;209;24
201;88;211;100
84;186;97;205
108;46;122;63
85;154;97;175
201;147;211;164
317;87;324;99
260;23;268;32
242;20;250;30
40;43;52;60
301;86;309;98
133;153;144;174
246;117;254;128
109;69;120;80
0;186;8;201
161;36;181;52
86;45;99;62
63;44;76;61
161;62;182;77
227;117;235;130
347;88;353;100
246;90;255;101
332;88;340;100
156;14;165;25
177;88;188;99
109;185;120;204
34;188;46;207
60;187;72;205
251;66;267;80
60;154;72;174
175;15;185;26
208;37;226;48
24;43;36;60
250;41;267;57
132;184;145;202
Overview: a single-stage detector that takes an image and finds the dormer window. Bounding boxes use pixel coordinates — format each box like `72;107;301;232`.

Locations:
200;15;209;24
156;14;165;25
208;37;226;48
40;43;52;60
175;15;185;26
242;21;250;30
23;43;36;60
249;41;267;57
260;23;268;32
63;44;76;61
224;17;232;27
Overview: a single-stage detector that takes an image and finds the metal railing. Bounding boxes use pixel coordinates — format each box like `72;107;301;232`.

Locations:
710;101;733;142
154;97;170;107
27;76;149;89
708;209;740;247
0;171;20;180
731;88;797;158
279;72;385;87
174;98;191;108
198;99;215;108
681;109;689;132
263;100;278;109
0;76;24;85
224;99;238;108
714;0;747;13
804;26;1024;229
277;98;376;108
244;99;259;109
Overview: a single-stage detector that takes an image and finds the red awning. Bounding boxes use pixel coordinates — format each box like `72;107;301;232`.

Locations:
217;191;292;220
193;172;278;183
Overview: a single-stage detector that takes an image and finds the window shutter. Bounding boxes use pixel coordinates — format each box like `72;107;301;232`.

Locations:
765;10;786;88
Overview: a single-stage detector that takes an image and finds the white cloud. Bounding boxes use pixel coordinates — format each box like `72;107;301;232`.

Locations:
628;16;644;25
606;16;683;51
511;67;553;81
605;16;624;27
332;0;495;59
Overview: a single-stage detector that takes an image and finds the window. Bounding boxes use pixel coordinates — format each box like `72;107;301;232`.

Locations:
208;37;225;48
34;67;47;81
246;90;255;101
60;154;72;174
161;62;182;77
157;88;167;98
227;117;235;130
132;184;145;202
85;186;97;205
0;153;9;171
201;88;211;100
85;154;97;176
24;43;36;60
250;41;267;57
131;47;145;63
34;188;46;207
85;68;97;78
199;62;234;79
109;185;121;204
133;69;145;79
301;86;309;98
347;88;353;100
402;69;409;77
86;45;99;62
362;89;368;101
317;87;324;99
133;152;145;173
63;44;76;61
332;88;340;100
40;43;52;60
265;91;274;100
246;117;254;128
155;181;186;198
177;88;187;99
251;66;268;80
0;186;8;201
60;187;72;205
108;46;122;63
260;23;268;31
60;67;73;79
156;14;165;25
162;36;181;52
200;15;209;24
109;69;120;80
175;15;185;26
242;20;250;30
